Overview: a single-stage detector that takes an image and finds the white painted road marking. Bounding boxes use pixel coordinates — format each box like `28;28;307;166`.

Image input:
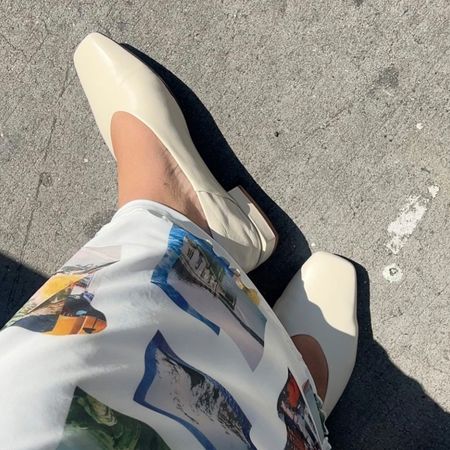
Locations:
386;186;439;255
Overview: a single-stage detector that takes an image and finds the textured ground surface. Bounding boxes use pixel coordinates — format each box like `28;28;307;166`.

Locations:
0;1;449;448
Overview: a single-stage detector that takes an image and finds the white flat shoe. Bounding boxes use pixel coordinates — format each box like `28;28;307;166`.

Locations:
73;32;277;272
273;251;358;417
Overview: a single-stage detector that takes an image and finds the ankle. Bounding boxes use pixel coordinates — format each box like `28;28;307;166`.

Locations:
111;111;209;232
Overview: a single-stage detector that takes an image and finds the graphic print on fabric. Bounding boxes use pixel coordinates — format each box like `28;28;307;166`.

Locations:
277;370;323;450
5;246;120;335
152;225;266;370
57;386;170;450
134;331;256;450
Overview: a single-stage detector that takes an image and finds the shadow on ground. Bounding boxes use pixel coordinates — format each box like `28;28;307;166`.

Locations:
0;253;47;327
1;44;448;450
327;261;450;449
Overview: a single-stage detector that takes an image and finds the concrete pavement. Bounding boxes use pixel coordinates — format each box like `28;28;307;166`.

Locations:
0;1;449;448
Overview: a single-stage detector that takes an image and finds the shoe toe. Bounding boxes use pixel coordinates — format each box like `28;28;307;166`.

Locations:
301;251;357;337
274;251;358;417
74;32;144;83
73;32;147;152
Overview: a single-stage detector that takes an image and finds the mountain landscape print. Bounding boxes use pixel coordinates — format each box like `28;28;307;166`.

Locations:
277;370;322;450
134;331;256;450
152;225;266;370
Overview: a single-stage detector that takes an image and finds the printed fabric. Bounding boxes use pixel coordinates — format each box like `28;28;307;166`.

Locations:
0;200;330;450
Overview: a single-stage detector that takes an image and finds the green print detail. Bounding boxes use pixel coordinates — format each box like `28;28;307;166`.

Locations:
58;387;171;450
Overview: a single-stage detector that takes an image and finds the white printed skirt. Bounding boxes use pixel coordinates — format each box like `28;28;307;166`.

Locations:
0;200;330;450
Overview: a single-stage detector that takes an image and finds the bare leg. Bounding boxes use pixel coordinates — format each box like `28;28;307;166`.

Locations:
292;335;328;401
111;111;328;400
111;111;210;233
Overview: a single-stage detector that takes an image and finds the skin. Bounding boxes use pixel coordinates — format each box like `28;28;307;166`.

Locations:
111;111;328;400
111;111;209;232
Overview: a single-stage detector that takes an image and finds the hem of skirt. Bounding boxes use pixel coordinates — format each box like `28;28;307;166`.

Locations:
111;199;211;240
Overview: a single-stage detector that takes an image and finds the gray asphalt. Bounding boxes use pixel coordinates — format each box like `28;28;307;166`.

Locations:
0;1;449;449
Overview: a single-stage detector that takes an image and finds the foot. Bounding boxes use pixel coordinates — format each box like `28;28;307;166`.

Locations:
111;111;210;233
273;252;358;416
292;335;328;402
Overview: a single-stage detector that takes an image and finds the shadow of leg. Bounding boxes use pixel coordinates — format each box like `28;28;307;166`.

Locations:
327;261;450;449
0;253;47;328
121;44;312;305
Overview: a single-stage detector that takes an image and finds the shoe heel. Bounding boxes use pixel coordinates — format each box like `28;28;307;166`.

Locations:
228;186;278;267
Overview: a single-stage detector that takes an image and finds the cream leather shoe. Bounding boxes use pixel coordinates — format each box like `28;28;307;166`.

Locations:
273;251;358;417
74;32;276;272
